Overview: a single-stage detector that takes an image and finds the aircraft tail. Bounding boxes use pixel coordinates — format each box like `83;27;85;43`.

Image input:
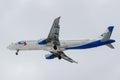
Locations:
100;26;115;49
100;26;114;41
106;44;114;49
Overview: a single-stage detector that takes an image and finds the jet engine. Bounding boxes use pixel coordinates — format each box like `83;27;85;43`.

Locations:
45;54;55;59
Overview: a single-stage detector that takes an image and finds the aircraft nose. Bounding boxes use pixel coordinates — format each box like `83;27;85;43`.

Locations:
7;45;12;50
7;43;15;50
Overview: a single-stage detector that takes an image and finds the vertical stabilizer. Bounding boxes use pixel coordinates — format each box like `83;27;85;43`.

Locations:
101;26;114;42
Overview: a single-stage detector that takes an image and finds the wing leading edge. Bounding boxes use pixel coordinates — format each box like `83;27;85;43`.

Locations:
46;16;61;46
45;17;78;63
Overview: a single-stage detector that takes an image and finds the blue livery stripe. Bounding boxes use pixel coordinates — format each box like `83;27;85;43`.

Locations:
38;39;47;45
66;39;115;50
108;26;114;32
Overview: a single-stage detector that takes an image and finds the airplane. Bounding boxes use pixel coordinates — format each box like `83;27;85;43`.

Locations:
7;16;115;63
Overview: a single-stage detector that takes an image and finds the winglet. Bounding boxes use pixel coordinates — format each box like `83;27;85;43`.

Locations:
58;16;61;20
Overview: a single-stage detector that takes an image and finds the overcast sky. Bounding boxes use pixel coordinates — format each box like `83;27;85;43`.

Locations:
0;0;120;80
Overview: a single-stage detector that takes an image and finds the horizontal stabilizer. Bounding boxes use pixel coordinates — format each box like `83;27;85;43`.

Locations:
106;44;114;49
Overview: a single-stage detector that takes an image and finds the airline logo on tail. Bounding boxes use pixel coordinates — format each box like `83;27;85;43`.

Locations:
108;26;114;32
101;26;114;37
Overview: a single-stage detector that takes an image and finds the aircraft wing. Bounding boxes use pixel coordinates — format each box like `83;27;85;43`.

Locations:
46;16;61;46
60;52;78;63
50;51;78;63
46;17;77;63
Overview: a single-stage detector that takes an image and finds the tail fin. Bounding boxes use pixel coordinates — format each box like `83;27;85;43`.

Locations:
100;26;115;49
101;26;114;42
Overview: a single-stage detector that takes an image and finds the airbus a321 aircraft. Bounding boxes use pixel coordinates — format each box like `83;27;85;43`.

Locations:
7;16;115;63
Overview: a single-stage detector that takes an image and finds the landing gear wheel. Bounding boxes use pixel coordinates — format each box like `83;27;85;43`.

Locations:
53;45;57;50
58;56;61;59
16;52;18;55
16;50;19;55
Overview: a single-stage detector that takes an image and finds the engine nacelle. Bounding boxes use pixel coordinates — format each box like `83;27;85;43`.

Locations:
45;54;55;59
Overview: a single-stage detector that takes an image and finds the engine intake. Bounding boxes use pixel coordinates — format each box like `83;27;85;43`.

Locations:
45;54;55;59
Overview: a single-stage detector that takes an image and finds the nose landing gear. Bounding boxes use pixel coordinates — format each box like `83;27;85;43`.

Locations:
16;50;19;55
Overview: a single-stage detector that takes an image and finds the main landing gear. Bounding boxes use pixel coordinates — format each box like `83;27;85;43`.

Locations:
58;56;61;59
53;45;57;50
16;50;19;55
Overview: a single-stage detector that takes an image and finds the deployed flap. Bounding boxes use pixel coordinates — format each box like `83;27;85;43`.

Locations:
60;52;78;63
46;16;61;46
50;51;78;63
101;26;114;42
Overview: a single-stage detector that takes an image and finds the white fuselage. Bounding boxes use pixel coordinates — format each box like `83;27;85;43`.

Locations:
7;39;96;52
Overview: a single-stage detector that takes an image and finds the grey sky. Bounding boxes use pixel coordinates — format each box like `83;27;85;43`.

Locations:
0;0;120;80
